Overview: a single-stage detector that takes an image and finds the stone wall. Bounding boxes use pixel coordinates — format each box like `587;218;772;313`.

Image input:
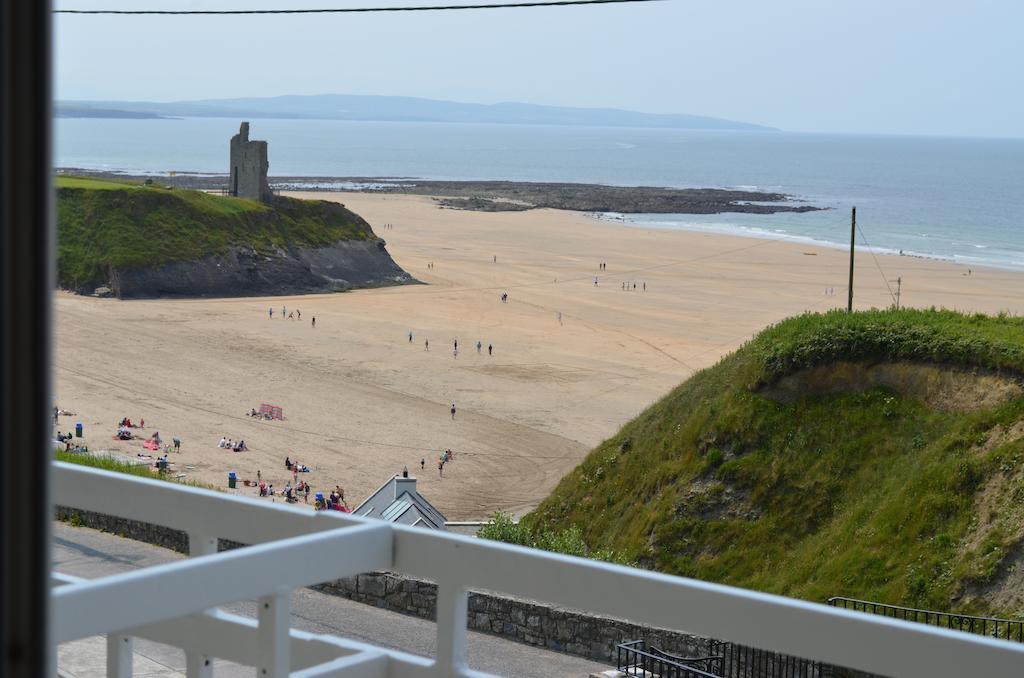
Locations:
55;508;706;664
314;572;707;662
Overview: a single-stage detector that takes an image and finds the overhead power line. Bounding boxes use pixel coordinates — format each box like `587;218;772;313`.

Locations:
55;0;663;15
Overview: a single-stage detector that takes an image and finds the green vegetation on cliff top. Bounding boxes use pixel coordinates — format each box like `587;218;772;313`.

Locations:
522;309;1024;617
56;175;373;290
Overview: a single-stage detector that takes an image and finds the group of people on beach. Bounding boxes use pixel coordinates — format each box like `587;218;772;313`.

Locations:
268;306;315;327
412;332;494;357
621;281;646;291
218;436;247;452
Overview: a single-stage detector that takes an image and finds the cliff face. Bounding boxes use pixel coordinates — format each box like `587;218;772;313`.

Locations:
99;240;414;299
57;177;415;298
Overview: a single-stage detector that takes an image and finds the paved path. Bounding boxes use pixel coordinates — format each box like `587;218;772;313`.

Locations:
54;523;609;677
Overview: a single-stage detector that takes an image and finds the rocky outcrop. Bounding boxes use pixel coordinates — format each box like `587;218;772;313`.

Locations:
90;239;415;299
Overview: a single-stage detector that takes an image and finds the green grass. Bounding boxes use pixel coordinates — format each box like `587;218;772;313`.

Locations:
55;450;161;478
56;175;142;190
56;175;374;290
55;450;218;490
522;309;1024;617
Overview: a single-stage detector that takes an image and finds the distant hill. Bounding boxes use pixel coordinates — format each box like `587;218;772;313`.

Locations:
56;175;413;298
56;94;774;131
522;309;1024;617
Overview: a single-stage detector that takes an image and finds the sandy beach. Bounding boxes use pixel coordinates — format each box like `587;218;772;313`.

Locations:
54;193;1024;519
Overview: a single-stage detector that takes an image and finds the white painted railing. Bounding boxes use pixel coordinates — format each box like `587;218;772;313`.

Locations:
52;462;1024;677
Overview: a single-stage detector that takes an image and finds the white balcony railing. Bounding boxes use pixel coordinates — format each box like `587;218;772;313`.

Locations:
52;461;1024;677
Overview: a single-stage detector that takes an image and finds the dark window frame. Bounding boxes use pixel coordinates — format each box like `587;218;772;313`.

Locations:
1;2;54;676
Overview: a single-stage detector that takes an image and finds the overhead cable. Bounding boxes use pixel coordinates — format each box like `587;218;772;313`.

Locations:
56;0;663;15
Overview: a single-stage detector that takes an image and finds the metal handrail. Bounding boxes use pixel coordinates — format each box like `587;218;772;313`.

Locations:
50;463;1024;677
617;640;720;678
827;597;1024;643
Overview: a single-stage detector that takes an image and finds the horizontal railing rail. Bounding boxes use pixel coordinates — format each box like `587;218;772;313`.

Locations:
52;462;1024;677
827;597;1024;643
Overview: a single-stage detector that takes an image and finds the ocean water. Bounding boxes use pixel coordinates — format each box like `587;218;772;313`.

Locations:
55;117;1024;270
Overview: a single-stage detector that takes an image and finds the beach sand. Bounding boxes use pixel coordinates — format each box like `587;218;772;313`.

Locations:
54;193;1024;519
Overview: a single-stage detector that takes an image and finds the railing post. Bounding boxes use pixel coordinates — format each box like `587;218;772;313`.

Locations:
256;591;290;678
186;533;217;678
106;634;132;678
434;581;468;675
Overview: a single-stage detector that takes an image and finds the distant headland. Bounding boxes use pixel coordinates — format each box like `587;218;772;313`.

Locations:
55;93;774;131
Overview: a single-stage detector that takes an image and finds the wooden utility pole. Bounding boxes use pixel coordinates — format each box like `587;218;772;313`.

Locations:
895;276;901;309
847;207;856;312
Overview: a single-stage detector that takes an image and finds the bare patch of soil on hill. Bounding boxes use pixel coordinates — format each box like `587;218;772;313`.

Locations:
759;362;1023;413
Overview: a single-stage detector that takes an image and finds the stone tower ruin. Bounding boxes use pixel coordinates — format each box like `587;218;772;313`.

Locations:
228;122;272;202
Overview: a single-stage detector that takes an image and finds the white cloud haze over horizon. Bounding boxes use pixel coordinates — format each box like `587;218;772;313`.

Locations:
55;0;1024;138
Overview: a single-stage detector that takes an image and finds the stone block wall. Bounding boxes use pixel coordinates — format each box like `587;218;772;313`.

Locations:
56;508;706;664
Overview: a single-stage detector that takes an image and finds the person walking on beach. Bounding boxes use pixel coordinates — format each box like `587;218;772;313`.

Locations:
257;469;262;484
282;306;286;318
296;309;301;320
476;340;482;354
409;331;413;343
288;311;294;320
450;403;456;420
172;437;181;452
312;317;316;328
557;311;562;325
643;282;646;291
269;307;273;319
420;458;425;471
488;344;493;356
454;339;458;352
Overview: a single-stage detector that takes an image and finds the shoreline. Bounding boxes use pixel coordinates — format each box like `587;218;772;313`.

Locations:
593;212;1022;274
56;168;821;215
56;168;1022;271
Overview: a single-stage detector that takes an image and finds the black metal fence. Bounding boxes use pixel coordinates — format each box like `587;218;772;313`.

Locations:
827;597;1024;643
617;640;722;678
617;638;873;678
709;640;836;678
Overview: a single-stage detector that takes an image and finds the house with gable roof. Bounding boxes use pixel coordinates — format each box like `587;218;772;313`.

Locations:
353;474;448;530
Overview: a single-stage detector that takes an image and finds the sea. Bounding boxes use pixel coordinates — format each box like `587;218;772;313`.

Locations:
55;117;1024;270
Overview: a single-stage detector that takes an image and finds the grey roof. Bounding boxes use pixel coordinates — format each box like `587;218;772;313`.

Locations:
354;476;447;530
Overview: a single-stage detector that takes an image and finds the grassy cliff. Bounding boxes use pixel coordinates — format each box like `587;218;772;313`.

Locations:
524;309;1024;617
56;176;373;291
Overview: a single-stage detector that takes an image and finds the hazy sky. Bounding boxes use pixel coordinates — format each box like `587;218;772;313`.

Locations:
55;0;1023;137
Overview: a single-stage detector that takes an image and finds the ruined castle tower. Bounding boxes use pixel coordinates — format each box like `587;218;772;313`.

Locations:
228;122;272;202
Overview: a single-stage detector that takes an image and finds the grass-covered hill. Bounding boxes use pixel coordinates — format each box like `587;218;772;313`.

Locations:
524;309;1024;617
56;176;404;297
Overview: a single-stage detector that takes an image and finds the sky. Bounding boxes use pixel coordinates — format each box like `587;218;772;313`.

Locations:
55;0;1024;138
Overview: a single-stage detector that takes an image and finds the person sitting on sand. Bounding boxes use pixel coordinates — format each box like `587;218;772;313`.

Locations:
285;456;292;469
219;437;227;448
